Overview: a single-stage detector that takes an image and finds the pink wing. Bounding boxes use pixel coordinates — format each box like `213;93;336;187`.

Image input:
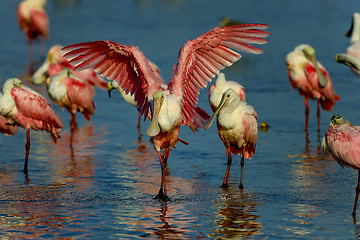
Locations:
168;24;270;125
64;77;95;117
62;41;163;117
304;62;340;110
30;8;49;38
11;87;63;132
326;123;360;169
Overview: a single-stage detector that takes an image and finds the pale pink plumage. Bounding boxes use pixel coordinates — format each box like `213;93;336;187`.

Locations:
345;12;360;76
0;78;63;174
324;114;360;216
47;68;95;129
62;24;270;200
204;88;257;188
17;0;49;61
285;44;340;131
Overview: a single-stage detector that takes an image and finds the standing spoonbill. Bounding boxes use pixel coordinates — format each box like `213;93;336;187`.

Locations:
285;44;340;131
32;45;107;90
107;61;165;135
17;0;49;61
345;12;360;75
62;24;270;200
322;114;360;216
0;78;63;174
204;89;257;188
47;68;96;129
208;72;246;112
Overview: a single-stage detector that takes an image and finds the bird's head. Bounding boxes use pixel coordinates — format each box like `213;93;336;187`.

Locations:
204;88;239;130
330;114;345;126
146;90;165;137
2;78;22;93
107;81;119;98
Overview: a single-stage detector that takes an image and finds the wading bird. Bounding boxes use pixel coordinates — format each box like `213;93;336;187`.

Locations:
17;0;49;61
322;114;360;216
345;12;360;75
204;89;257;189
32;45;107;90
285;44;340;131
208;72;246;112
47;68;95;129
62;24;270;200
0;78;63;174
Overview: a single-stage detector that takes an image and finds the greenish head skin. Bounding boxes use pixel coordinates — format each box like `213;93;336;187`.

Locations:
3;78;22;93
330;114;346;126
302;45;328;88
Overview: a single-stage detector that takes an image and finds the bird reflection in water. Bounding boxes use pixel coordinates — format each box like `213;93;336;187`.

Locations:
210;190;262;239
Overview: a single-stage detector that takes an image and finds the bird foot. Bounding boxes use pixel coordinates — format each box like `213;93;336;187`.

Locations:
220;183;229;188
239;184;244;189
154;189;170;201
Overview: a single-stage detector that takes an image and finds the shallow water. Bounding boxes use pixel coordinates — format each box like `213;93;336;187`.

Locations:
0;0;360;239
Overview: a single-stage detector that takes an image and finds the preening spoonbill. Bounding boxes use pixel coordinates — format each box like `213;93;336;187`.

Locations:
47;68;96;129
208;72;246;112
345;12;360;75
0;78;63;174
32;45;107;90
285;44;340;131
322;114;360;216
17;0;49;61
62;24;270;200
204;89;258;188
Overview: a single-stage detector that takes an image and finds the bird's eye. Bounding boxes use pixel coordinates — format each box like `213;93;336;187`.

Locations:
227;94;230;97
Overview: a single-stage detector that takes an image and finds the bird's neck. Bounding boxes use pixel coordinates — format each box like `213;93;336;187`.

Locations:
351;14;360;43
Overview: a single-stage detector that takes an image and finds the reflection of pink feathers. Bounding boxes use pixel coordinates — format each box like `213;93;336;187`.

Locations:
0;115;18;136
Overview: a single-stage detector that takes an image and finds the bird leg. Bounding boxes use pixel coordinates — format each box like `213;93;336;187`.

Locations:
154;150;170;201
221;146;232;188
239;156;245;189
137;112;142;137
24;129;31;174
316;100;321;133
70;112;77;129
352;169;360;217
304;98;309;131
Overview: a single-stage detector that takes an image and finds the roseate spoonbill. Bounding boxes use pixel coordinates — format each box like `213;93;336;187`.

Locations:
345;12;360;75
32;45;107;90
285;44;340;131
62;24;270;200
204;89;258;188
0;78;63;174
322;114;360;216
107;61;165;135
336;53;360;74
17;0;49;61
47;68;95;129
0;115;18;136
208;72;246;112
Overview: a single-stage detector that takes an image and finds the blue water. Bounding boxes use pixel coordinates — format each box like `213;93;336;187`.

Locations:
0;0;359;239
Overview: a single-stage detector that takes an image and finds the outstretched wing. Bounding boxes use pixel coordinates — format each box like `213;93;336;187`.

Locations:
168;24;270;125
62;41;162;117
